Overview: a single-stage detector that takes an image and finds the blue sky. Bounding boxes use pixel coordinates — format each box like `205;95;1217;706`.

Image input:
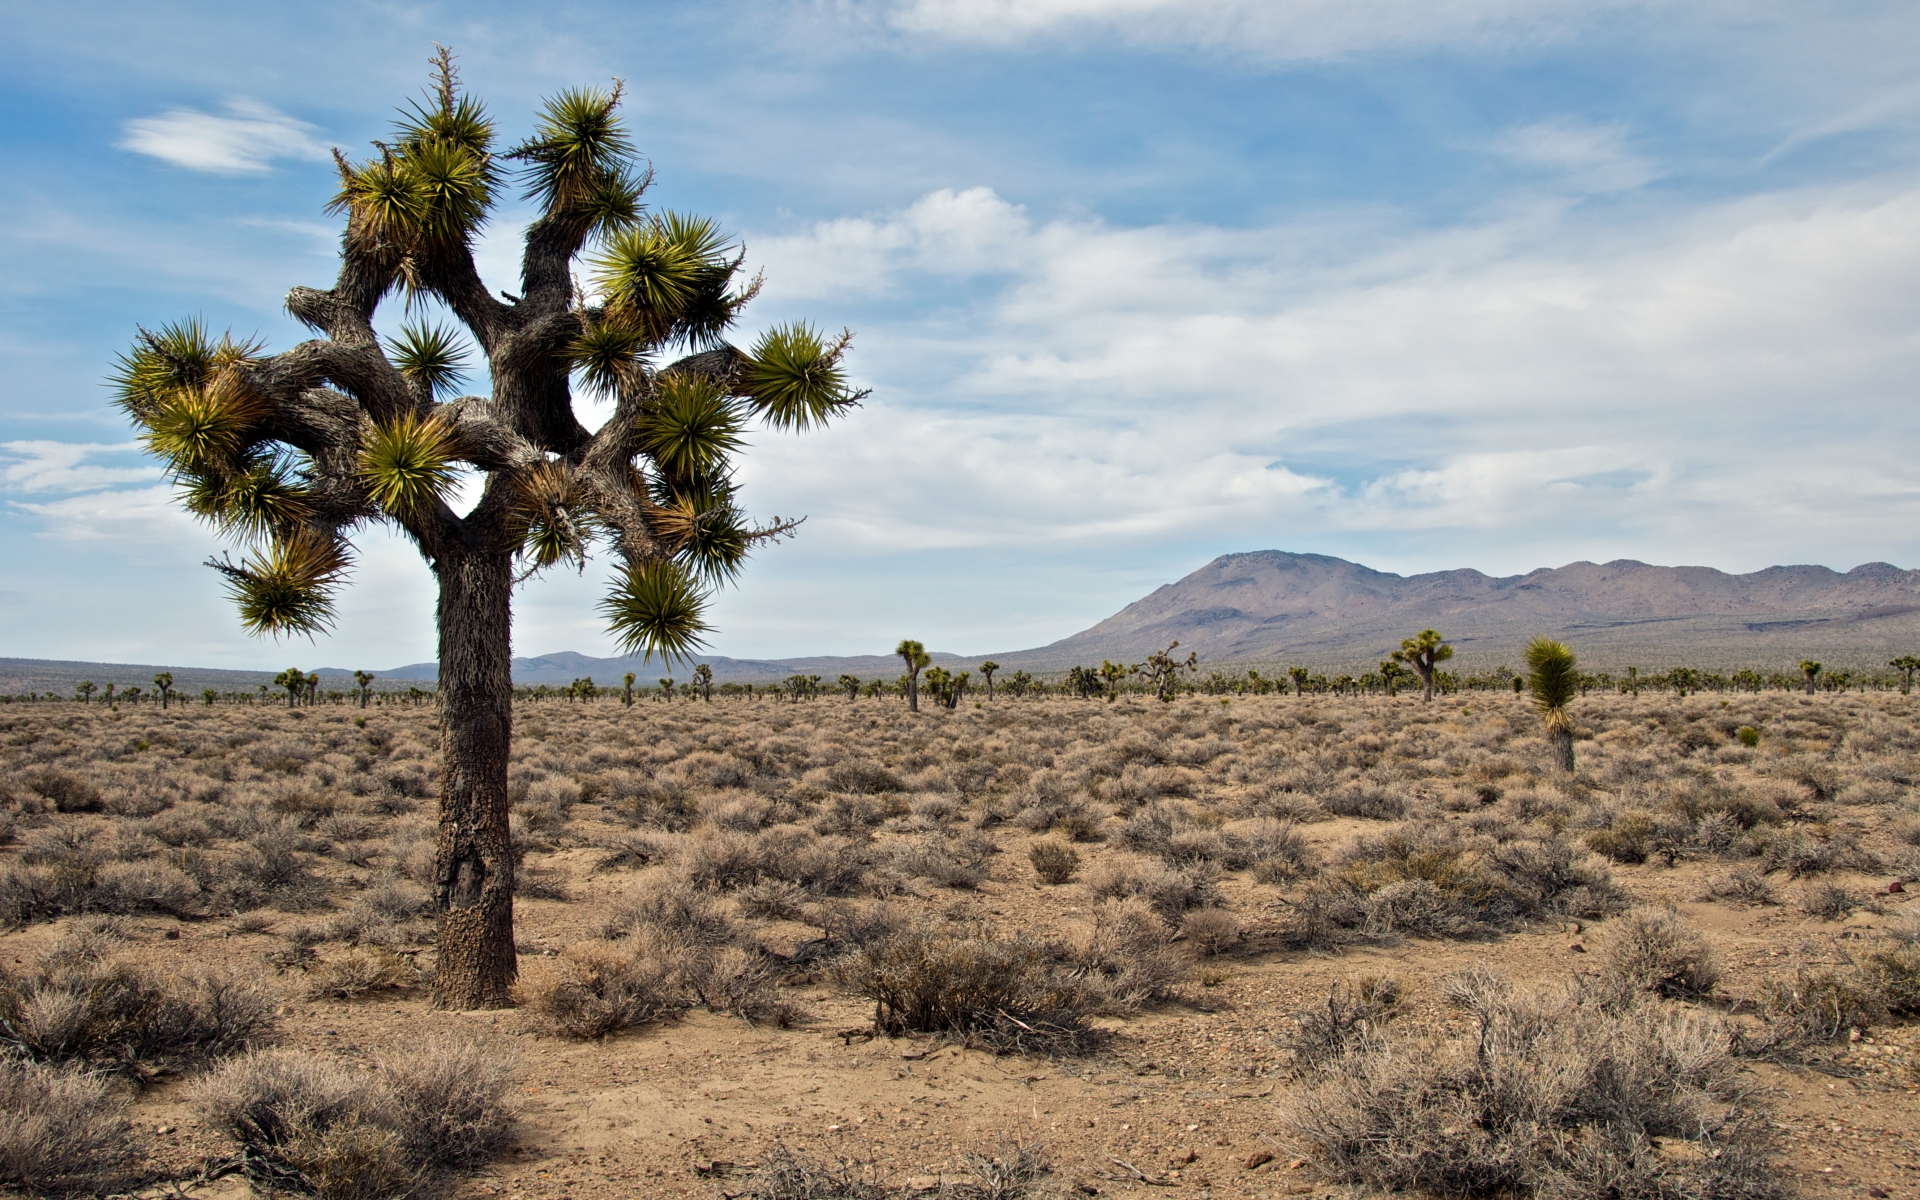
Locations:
3;1;1919;670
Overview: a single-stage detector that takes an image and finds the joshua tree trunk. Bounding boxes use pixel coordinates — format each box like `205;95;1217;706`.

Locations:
432;546;517;1009
1550;726;1575;773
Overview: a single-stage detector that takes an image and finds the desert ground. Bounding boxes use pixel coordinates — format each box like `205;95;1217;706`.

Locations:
3;687;1919;1199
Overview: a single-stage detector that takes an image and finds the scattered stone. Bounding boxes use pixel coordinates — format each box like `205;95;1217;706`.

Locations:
1245;1151;1275;1170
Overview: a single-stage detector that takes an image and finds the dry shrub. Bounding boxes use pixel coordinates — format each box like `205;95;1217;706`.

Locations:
1027;840;1080;884
307;948;420;1000
1280;977;1785;1200
736;1142;1047;1200
1084;854;1220;920
1704;868;1775;905
1065;898;1185;1012
1744;969;1884;1055
1600;908;1720;999
1857;943;1920;1018
194;1033;516;1198
531;936;687;1038
1181;908;1240;955
832;922;1100;1054
0;933;275;1069
0;1058;138;1196
1287;974;1401;1069
1799;881;1860;920
1320;782;1406;821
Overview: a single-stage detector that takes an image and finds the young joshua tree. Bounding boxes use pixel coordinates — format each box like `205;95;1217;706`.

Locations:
897;639;930;712
979;660;998;700
1800;660;1822;696
1893;656;1920;695
152;671;175;709
1526;636;1579;773
622;671;635;707
1390;628;1452;702
693;662;712;700
273;667;305;708
1288;665;1309;696
112;55;859;1009
353;669;376;708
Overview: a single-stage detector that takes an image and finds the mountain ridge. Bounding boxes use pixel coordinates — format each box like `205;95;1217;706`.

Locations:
5;550;1916;690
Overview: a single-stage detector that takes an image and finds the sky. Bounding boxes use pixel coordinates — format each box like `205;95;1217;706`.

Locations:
2;1;1919;670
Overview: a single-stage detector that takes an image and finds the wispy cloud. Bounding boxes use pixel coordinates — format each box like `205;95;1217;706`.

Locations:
1490;119;1658;193
0;441;159;494
119;99;329;174
869;0;1620;60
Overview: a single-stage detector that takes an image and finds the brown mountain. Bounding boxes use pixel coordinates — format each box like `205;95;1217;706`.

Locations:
1009;551;1920;673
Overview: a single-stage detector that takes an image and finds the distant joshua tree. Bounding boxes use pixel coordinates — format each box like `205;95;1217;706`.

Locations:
1377;660;1410;696
659;677;675;700
306;672;320;705
202;687;218;706
1390;628;1452;702
1526;636;1579;773
896;639;930;712
152;671;175;710
1800;660;1822;695
273;667;304;708
1891;656;1919;695
76;681;95;704
354;669;376;708
1287;666;1308;696
979;660;999;700
693;663;713;700
838;673;861;701
622;672;635;707
1135;641;1197;703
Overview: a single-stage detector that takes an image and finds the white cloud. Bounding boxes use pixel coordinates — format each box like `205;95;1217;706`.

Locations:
119;99;328;174
737;178;1920;580
0;441;160;494
1491;119;1658;193
870;0;1629;60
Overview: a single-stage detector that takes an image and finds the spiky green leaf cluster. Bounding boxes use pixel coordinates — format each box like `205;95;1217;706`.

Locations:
509;86;644;231
591;213;743;347
386;322;472;400
330;67;495;267
357;411;460;521
506;460;597;574
1525;636;1580;729
209;530;348;638
600;560;711;664
744;324;862;430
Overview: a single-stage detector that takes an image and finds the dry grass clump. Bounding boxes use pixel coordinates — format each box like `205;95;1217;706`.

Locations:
735;1142;1048;1200
305;948;421;1000
1066;898;1187;1012
1084;854;1221;920
833;922;1103;1054
1286;974;1401;1069
1026;840;1080;884
0;1058;139;1196
1180;907;1240;955
193;1032;516;1199
1284;819;1619;948
0;926;275;1070
1599;908;1720;999
1279;973;1786;1200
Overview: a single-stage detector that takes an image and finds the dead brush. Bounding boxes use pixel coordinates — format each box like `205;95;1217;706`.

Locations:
1599;908;1720;999
193;1032;517;1200
1180;908;1240;955
306;948;419;1000
1027;840;1080;885
1280;974;1785;1200
1287;974;1401;1069
0;1058;138;1196
831;921;1102;1054
1064;898;1185;1013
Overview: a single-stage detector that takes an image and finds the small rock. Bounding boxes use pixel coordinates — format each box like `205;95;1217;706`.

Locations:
1569;943;1587;954
1891;881;1905;894
1074;1184;1101;1196
1869;1189;1889;1198
1174;1149;1198;1165
906;1175;941;1191
1245;1152;1275;1171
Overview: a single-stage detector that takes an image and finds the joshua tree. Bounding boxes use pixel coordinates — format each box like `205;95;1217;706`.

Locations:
1377;660;1410;696
1526;636;1579;773
111;55;859;1008
1006;669;1033;698
202;687;218;706
75;681;95;704
1390;628;1452;702
1134;641;1197;703
896;639;930;712
353;669;376;708
659;677;675;700
1800;660;1822;695
1892;656;1920;695
273;667;304;707
838;673;860;701
152;671;175;709
979;660;998;700
921;665;951;706
1287;666;1308;696
1625;666;1639;696
306;672;321;705
693;662;712;700
1066;664;1102;700
622;672;635;706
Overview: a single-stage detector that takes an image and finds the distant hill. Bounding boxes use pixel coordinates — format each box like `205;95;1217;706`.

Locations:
1011;551;1920;672
8;551;1916;692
